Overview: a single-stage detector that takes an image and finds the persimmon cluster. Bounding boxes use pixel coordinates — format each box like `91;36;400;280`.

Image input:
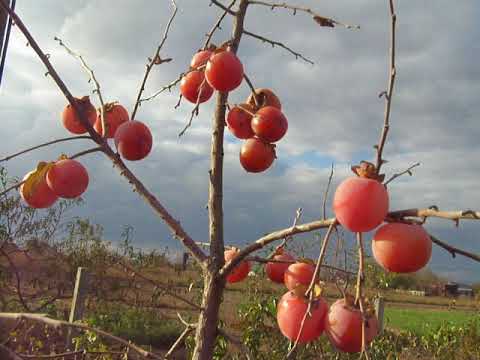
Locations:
181;48;288;173
333;162;432;273
224;247;378;352
223;162;434;352
20;97;153;209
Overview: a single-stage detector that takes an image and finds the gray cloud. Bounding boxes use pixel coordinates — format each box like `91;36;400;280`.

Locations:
1;0;479;283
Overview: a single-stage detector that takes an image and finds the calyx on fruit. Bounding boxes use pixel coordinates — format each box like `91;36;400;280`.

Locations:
351;161;385;182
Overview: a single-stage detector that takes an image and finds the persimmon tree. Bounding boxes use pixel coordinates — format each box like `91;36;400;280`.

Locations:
0;0;479;359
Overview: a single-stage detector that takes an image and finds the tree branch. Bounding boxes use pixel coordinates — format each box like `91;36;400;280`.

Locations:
54;37;107;137
243;30;313;64
204;0;237;49
384;162;420;186
131;0;177;120
429;234;480;263
247;1;360;29
210;0;237;15
0;136;92;163
374;0;396;175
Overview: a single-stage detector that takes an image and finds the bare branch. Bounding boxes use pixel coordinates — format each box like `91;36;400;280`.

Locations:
243;30;314;64
430;234;480;263
69;146;103;160
322;163;334;220
179;77;210;137
246;255;355;275
0;136;92;163
54;37;107;137
388;208;480;223
220;217;335;279
164;326;194;359
242;73;260;108
384;162;420;186
204;0;237;49
374;0;396;174
210;0;237;15
141;72;186;104
248;1;360;29
131;0;178;120
0;313;161;359
0;180;26;197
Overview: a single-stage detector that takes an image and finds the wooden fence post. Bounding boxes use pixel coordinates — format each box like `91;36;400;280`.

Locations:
374;296;385;334
66;267;90;349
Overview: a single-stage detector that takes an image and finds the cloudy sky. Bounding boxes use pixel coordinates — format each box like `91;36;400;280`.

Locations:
1;0;479;283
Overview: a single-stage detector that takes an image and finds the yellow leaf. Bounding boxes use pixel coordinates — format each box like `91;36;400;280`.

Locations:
22;161;55;199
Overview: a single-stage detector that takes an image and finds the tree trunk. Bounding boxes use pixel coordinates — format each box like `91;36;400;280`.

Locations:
191;1;249;359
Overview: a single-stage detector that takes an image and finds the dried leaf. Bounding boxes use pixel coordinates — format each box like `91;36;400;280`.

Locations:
22;162;55;199
313;15;335;28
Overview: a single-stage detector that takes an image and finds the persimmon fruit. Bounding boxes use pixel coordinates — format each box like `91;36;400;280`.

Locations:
277;291;328;343
251;106;288;143
114;120;152;161
239;138;275;173
191;50;213;69
333;177;389;232
20;171;58;209
265;250;294;283
46;159;89;199
180;70;214;104
246;88;281;110
205;50;244;92
372;223;432;273
325;298;378;353
62;96;97;134
224;248;250;283
284;262;315;290
94;103;129;138
226;104;255;139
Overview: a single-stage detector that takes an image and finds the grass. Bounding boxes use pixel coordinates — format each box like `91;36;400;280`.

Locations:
385;306;479;335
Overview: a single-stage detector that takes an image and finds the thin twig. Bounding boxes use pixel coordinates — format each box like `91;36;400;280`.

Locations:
322;163;334;220
244;30;314;64
131;0;177;120
55;37;107;137
355;232;369;359
0;136;92;163
267;208;302;259
0;180;26;197
242;73;259;107
248;1;360;29
178;76;209;137
204;0;237;49
69;146;103;160
374;0;396;174
210;0;237;15
383;162;420;186
429;234;480;263
164;326;194;359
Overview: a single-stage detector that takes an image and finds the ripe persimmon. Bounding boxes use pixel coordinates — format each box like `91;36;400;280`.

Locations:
114;121;152;161
94;103;129;138
62;96;97;134
46;159;89;199
224;248;250;283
